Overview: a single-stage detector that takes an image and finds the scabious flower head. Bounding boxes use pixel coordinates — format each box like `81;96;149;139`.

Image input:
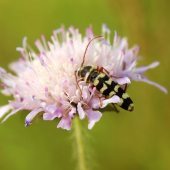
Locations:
0;24;167;130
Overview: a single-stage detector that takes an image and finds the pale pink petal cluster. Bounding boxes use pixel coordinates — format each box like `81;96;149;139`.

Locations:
0;24;167;130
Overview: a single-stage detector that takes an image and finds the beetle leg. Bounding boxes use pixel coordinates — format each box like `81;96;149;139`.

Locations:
94;91;102;108
99;66;109;74
97;66;99;72
111;103;119;113
124;84;127;92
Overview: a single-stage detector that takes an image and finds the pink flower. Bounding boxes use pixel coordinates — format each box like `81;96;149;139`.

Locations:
0;24;167;130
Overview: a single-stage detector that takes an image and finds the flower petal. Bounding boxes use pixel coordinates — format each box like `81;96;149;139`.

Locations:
2;106;24;123
25;108;44;126
90;97;101;109
134;61;160;74
85;109;102;129
102;95;120;108
114;77;131;85
43;107;63;120
57;117;71;130
44;104;57;114
9;101;25;108
0;67;6;74
0;67;7;78
140;79;168;94
0;104;12;119
69;107;76;118
101;41;112;47
77;102;86;119
119;61;137;77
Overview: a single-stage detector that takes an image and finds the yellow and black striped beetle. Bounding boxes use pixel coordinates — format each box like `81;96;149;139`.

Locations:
76;36;134;112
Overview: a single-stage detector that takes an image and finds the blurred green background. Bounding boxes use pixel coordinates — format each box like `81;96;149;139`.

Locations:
0;0;170;170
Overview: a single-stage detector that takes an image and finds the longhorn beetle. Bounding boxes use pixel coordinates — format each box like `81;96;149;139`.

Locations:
76;36;134;112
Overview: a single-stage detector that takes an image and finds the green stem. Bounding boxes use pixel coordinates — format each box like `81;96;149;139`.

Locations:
73;116;88;170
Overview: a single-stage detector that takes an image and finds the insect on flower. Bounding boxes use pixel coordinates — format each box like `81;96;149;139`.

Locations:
76;36;134;112
0;24;167;130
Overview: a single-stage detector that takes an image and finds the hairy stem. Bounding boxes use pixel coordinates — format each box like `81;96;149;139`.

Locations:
73;116;88;170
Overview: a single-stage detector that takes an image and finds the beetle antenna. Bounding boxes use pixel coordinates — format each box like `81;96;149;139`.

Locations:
81;35;103;66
